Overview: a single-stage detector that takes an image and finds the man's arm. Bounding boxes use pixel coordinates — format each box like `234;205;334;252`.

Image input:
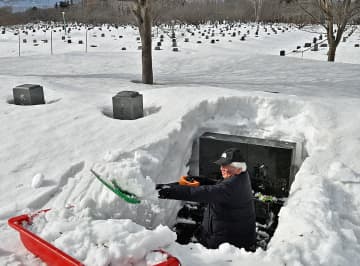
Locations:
158;182;231;203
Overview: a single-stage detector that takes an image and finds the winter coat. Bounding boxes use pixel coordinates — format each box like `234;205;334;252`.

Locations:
161;172;256;250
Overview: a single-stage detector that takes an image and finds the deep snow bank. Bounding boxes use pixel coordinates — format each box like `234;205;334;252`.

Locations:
2;86;360;266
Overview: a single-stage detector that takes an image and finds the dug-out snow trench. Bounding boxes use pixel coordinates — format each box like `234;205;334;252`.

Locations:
52;95;313;232
29;94;322;266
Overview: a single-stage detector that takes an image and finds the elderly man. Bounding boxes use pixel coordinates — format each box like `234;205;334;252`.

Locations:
158;148;256;251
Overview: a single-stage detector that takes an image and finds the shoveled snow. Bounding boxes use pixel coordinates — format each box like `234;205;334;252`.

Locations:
26;207;176;266
31;173;44;188
0;22;360;266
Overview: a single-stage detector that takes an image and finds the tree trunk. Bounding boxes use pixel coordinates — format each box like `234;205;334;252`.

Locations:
327;44;336;62
326;20;337;62
132;0;154;85
139;10;153;84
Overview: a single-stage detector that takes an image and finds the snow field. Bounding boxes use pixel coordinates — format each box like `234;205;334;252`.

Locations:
0;22;360;266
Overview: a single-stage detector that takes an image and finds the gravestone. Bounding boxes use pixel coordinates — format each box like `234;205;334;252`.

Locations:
280;50;285;56
112;91;143;120
173;47;179;52
355;44;360;47
312;43;318;51
78;40;83;44
184;38;189;42
13;84;45;105
304;43;311;48
155;46;161;50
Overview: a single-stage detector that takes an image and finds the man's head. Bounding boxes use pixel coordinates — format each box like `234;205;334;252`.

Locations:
214;148;247;178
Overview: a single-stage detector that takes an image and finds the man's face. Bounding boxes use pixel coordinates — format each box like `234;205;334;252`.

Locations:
220;164;242;179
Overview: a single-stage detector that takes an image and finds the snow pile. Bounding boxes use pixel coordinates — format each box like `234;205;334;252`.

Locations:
94;149;160;199
26;207;176;266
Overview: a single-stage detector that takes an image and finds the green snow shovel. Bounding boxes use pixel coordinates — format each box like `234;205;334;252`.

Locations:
90;169;141;204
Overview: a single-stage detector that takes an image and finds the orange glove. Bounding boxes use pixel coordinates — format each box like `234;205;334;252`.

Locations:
178;175;200;187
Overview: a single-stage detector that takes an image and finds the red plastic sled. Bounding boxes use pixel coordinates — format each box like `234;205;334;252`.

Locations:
8;210;181;266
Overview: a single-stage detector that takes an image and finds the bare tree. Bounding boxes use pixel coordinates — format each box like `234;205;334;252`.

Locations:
132;0;153;84
295;0;360;61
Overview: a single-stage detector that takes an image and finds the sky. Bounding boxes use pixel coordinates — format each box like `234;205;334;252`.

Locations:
0;0;58;12
0;22;360;265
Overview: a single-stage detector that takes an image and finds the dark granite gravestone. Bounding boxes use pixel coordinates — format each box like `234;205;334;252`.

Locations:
112;91;143;120
197;132;302;198
312;43;319;51
13;84;45;105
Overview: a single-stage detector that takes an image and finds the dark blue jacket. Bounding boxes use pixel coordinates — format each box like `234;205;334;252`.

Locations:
163;172;256;249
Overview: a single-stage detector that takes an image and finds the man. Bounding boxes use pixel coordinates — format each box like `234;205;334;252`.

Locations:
158;148;256;251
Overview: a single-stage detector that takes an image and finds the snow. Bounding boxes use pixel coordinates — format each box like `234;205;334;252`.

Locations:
31;173;44;188
25;207;176;266
1;22;360;266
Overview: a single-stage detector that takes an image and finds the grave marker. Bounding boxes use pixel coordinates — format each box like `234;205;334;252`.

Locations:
13;84;45;105
112;91;143;120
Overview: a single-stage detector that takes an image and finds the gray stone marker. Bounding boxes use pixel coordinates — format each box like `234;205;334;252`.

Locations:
13;84;45;105
312;43;319;51
112;91;143;120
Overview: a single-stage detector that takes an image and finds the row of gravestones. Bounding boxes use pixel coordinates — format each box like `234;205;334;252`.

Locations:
152;23;294;50
12;84;144;120
280;27;360;56
3;22;289;35
5;23;297;52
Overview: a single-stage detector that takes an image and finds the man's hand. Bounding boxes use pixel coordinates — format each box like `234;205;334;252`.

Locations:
188;176;218;185
158;187;173;199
